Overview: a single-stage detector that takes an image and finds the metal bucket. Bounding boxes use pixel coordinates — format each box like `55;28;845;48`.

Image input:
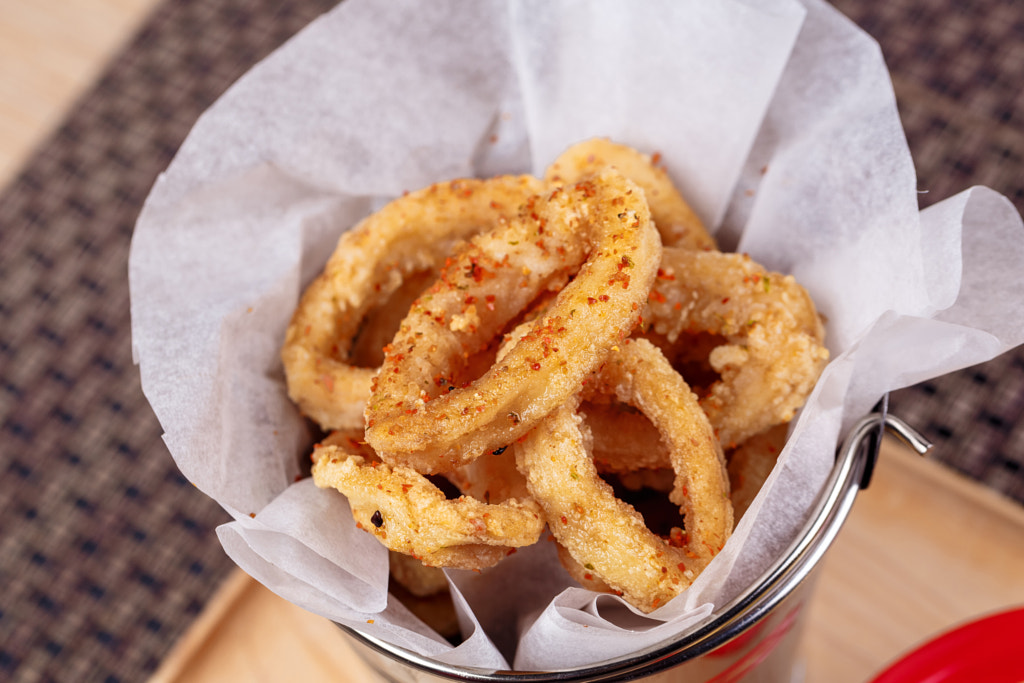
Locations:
339;407;931;682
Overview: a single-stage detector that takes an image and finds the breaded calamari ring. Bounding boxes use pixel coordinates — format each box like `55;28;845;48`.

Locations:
727;423;788;522
365;170;662;473
593;419;790;522
643;248;829;448
582;401;668;473
389;550;449;598
446;445;532;505
555;541;613;594
282;175;544;430
545;138;716;251
311;446;545;570
515;338;732;613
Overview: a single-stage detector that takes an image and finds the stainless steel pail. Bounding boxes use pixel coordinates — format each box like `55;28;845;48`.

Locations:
340;409;930;682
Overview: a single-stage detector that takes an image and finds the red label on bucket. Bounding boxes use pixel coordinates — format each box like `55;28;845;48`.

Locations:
705;605;801;683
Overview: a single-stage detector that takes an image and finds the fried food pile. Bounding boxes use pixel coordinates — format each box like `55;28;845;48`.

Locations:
281;139;829;616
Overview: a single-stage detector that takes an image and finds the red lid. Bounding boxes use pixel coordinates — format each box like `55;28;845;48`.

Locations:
870;606;1024;683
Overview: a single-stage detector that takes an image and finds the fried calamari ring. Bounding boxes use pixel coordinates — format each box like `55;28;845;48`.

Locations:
643;248;829;448
311;446;545;570
389;550;449;598
282;175;544;430
446;445;532;505
365;170;662;473
583;402;668;473
727;423;788;522
515;338;732;613
387;552;460;640
555;542;613;594
545;138;716;251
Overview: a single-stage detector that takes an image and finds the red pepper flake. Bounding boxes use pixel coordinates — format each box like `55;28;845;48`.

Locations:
656;268;675;281
560;515;568;525
587;297;597;305
651;151;663;166
721;297;730;305
574;181;597;198
649;290;667;304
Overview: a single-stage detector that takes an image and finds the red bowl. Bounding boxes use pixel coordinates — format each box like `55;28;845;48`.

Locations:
870;606;1024;683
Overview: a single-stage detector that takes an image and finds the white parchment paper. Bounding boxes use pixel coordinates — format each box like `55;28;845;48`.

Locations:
128;0;1024;671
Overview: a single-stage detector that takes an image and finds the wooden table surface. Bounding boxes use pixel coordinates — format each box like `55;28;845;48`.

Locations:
0;0;160;186
147;439;1024;682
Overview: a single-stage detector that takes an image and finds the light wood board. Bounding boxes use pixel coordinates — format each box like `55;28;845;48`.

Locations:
149;439;1024;682
0;0;160;186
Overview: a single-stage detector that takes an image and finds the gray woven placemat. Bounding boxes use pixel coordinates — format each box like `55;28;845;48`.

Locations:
0;1;1020;681
0;2;337;681
832;0;1024;504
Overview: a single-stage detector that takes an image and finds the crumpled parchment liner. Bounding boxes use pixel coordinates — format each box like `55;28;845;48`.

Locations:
129;0;1024;671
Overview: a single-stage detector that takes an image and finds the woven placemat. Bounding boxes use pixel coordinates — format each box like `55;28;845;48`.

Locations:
0;2;337;681
0;1;1020;681
832;0;1024;504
